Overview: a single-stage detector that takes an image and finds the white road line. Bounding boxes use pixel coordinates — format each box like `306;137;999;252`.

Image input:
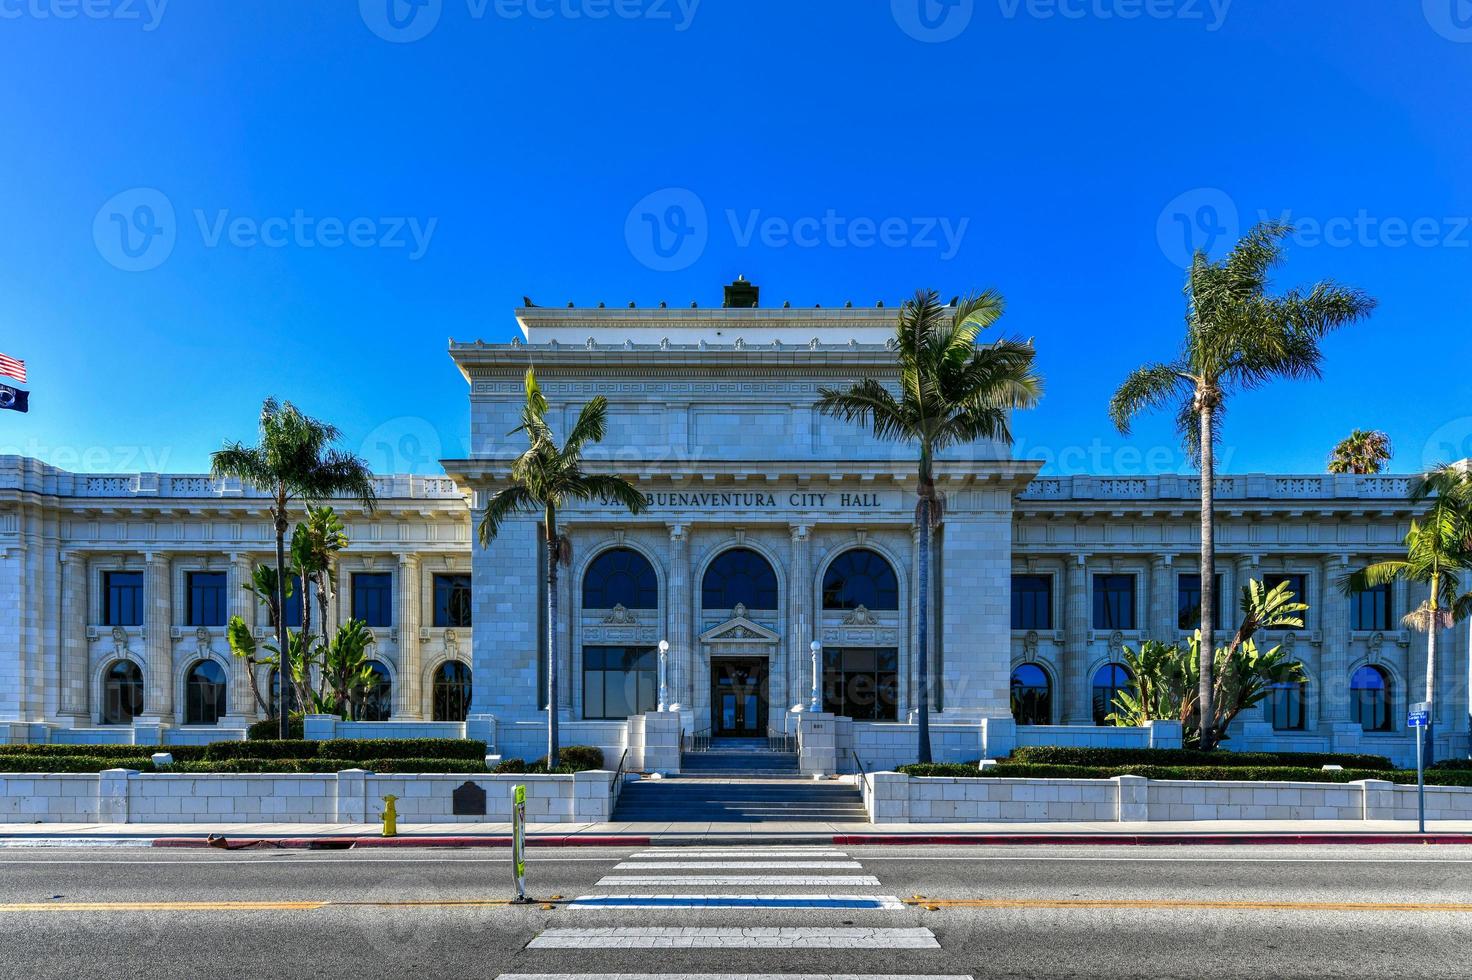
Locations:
628;850;849;859
614;861;863;870
501;974;970;979
525;926;936;948
564;894;906;910
596;875;882;886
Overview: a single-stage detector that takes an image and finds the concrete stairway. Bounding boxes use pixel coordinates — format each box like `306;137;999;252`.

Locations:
679;738;800;778
612;777;868;823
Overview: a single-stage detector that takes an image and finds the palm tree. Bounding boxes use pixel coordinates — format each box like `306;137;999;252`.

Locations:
1109;222;1376;749
1345;465;1472;760
478;368;647;769
212;399;377;738
1328;429;1393;474
816;289;1043;763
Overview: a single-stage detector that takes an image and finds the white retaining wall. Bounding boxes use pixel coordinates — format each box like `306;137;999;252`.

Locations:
0;769;616;824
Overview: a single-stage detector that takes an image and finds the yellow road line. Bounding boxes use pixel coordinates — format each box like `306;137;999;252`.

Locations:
906;898;1472;913
0;898;522;913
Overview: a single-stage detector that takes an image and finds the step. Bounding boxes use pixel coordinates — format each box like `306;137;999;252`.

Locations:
612;778;868;823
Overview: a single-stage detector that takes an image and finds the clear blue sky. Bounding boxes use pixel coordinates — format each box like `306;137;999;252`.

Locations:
2;0;1469;477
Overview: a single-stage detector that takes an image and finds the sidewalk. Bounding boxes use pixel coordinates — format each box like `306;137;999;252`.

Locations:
5;818;1472;847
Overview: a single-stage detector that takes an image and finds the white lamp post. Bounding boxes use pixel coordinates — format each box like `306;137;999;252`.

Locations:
809;640;822;713
657;639;670;712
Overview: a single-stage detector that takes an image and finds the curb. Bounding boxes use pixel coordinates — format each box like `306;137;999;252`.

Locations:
151;835;653;849
834;833;1472;846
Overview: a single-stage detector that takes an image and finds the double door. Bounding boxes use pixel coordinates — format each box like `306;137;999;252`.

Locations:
711;657;768;737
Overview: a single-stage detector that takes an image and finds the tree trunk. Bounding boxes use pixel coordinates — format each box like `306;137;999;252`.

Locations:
916;493;933;765
1198;402;1217;750
545;513;561;770
274;510;290;739
1426;572;1439;766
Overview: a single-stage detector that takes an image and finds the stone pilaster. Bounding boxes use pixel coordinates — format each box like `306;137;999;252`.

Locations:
397;554;422;719
1319;554;1351;725
1062;553;1091;723
937;516;1011;718
58;552;89;718
227;553;258;719
141;553;172;722
1149;554;1174;642
666;524;692;705
785;523;812;717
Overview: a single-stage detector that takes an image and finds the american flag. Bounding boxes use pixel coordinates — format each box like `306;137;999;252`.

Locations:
0;353;24;384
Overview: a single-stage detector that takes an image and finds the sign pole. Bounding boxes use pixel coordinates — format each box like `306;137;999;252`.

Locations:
511;783;528;903
1409;701;1429;835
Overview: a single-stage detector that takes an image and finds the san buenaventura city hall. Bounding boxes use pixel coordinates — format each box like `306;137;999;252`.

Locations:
1;279;1463;770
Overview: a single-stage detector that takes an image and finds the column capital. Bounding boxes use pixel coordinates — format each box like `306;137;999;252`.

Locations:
60;550;87;567
1151;553;1174;568
789;523;811;542
396;552;420;568
667;522;688;543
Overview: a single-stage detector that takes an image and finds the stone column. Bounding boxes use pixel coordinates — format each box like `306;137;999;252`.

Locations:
1062;553;1092;723
785;524;812;718
141;553;173;723
666;524;692;706
1319;554;1352;726
227;553;259;718
59;552;89;719
397;554;422;719
1149;554;1174;642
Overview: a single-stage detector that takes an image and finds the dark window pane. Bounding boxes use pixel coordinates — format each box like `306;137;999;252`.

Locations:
357;661;393;721
701;548;778;610
1093;575;1137;631
433;574;473;627
1263;574;1309;630
582;548;659;610
187;572;228;628
282;574;304;629
1092;662;1133;725
821;647;899;722
1011;575;1053;630
1011;663;1051;725
1267;681;1306;731
184;660;227;725
581;645;658;720
1176;574;1224;632
1350;665;1392;732
1352;584;1393;632
103;571;144;627
353;573;393;627
822;549;899;611
432;661;472;721
101;660;144;725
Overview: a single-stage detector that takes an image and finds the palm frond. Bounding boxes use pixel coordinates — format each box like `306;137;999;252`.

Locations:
477;484;536;547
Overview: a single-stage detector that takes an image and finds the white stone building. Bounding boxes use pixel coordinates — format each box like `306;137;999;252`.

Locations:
2;284;1466;768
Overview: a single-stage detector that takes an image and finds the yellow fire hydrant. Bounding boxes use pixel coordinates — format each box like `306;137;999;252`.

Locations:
380;795;398;838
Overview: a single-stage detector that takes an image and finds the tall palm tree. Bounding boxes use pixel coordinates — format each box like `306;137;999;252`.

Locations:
1328;429;1393;474
478;368;646;769
816;289;1043;763
1109;222;1376;749
1345;465;1472;759
212;399;377;738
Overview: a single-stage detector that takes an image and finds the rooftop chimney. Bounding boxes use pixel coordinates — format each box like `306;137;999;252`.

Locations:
722;275;760;309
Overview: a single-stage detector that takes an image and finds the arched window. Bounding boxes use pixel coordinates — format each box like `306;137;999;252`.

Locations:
701;548;778;610
582;548;659;610
268;669;299;716
822;548;899;611
102;660;144;725
433;661;472;722
1267;680;1307;731
1091;662;1132;726
1011;663;1052;725
184;660;227;726
358;661;393;721
1351;665;1393;732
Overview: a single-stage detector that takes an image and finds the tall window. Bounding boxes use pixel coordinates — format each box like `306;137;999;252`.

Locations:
701;548;778;610
433;574;473;627
101;660;144;725
1176;574;1223;631
184;660;227;725
1011;663;1051;725
822;647;899;721
1263;573;1309;629
1092;662;1132;725
582;646;657;720
1267;680;1306;730
358;661;393;721
582;548;658;610
1011;575;1053;630
282;573;304;629
432;661;472;721
822;549;899;610
102;571;144;626
353;573;393;627
187;572;228;627
1351;665;1393;732
1093;574;1136;630
1352;583;1393;631
269;668;299;714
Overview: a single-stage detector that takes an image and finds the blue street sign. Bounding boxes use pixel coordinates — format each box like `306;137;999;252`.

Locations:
1408;701;1431;728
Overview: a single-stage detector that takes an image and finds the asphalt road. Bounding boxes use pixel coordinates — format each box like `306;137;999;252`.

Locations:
0;843;1469;979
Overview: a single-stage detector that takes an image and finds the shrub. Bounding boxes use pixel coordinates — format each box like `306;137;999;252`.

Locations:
360;758;492;774
317;739;487;762
0;755;153;773
558;746;605;771
206;740;318;761
0;744;208;762
168;759;315;774
894;761;1472;786
1429;759;1472;771
248;715;305;741
494;758;527;773
1007;746;1394;771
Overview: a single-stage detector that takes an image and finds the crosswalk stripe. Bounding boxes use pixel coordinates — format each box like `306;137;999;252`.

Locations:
596;875;882;886
499;976;970;980
525;926;936;948
627;852;848;860
614;861;863;870
564;894;906;910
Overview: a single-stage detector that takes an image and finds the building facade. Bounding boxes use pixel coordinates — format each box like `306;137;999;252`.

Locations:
2;290;1466;767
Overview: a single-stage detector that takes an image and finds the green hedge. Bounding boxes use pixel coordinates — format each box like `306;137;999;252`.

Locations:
168;757;493;774
0;755;153;773
1007;746;1395;771
494;747;604;775
0;744;209;762
317;738;486;762
248;716;305;741
1429;759;1472;771
205;740;318;761
895;761;1472;786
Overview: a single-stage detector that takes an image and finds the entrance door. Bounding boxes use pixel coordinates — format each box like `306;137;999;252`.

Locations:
711;658;768;737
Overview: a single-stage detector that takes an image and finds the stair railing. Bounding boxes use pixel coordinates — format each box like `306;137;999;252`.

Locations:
610;747;630;806
850;748;866;777
683;727;711;753
767;727;796;754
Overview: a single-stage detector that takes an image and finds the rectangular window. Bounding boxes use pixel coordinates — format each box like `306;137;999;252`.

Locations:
102;571;144;626
582;646;657;720
433;573;473;628
282;573;304;629
1093;574;1137;631
352;573;393;627
822;647;900;721
1267;682;1306;730
1011;574;1053;630
1176;574;1224;632
1352;583;1392;631
1263;573;1309;629
186;571;228;627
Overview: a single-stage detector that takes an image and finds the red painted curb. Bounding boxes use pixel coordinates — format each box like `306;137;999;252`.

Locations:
833;833;1472;846
150;835;652;849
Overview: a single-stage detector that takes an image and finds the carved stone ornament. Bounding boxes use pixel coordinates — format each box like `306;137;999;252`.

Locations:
603;604;639;626
443;629;459;657
110;626;131;658
1368;631;1384;662
733;602;749;620
1109;630;1125;652
1023;630;1039;657
1282;632;1298;653
842;604;880;626
194;626;212;657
